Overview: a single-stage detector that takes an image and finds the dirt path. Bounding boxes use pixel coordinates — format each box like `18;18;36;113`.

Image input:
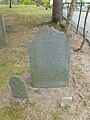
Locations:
81;44;90;81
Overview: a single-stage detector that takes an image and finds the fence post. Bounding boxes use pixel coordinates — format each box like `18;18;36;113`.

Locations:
76;2;83;33
67;3;70;17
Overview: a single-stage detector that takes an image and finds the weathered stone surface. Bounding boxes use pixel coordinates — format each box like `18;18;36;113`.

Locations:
5;25;14;33
9;76;29;99
61;97;73;107
0;15;7;46
28;26;71;88
13;0;18;5
2;0;8;4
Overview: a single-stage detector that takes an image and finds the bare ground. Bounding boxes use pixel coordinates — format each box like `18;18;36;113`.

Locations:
0;13;90;120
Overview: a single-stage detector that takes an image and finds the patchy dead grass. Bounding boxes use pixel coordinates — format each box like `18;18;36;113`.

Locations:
0;5;51;91
0;5;90;120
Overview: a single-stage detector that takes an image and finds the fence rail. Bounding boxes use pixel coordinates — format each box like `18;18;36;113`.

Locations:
63;2;90;43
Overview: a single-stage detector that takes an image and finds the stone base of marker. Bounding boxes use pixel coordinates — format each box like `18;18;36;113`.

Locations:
61;97;73;107
9;76;29;99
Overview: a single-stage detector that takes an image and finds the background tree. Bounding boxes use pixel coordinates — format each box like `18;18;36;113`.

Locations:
43;0;76;34
44;0;50;10
78;5;90;50
64;0;76;35
9;0;12;8
51;0;63;23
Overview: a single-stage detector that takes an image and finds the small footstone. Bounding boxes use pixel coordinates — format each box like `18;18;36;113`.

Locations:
9;76;29;99
5;25;14;33
61;97;73;107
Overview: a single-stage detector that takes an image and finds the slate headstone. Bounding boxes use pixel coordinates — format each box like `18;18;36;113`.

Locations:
13;0;18;4
5;25;14;33
2;0;8;4
0;15;7;46
28;26;71;88
9;76;29;99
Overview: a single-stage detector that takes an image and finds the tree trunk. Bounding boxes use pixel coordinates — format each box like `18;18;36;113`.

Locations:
79;5;90;50
9;0;12;8
51;0;63;23
64;0;76;35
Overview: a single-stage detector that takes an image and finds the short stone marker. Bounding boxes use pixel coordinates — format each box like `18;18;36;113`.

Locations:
2;0;8;4
61;97;73;107
0;15;7;46
28;26;71;88
5;25;14;33
9;76;29;99
13;0;18;4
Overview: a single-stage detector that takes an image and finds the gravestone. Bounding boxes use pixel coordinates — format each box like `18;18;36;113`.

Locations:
9;76;29;99
61;97;73;107
5;25;14;33
0;15;7;46
2;0;8;4
28;26;71;88
13;0;18;5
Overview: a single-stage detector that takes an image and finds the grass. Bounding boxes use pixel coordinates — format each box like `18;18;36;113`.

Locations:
0;106;23;120
0;4;88;120
0;5;52;119
0;5;51;91
0;97;72;120
87;93;90;101
0;98;47;120
0;47;28;88
0;5;51;15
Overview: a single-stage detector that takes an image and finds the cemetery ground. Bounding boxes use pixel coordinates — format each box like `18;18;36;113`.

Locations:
0;5;90;120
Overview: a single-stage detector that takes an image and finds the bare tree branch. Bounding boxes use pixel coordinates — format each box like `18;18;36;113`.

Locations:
78;5;90;50
64;0;76;36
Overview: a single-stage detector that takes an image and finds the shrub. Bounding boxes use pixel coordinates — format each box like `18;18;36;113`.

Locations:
44;0;50;9
23;0;35;5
